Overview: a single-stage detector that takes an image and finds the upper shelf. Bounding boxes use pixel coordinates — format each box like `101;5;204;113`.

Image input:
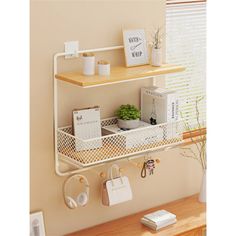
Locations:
55;64;185;88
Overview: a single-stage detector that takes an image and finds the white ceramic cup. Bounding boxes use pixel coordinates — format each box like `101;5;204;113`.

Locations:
98;63;110;76
83;55;95;75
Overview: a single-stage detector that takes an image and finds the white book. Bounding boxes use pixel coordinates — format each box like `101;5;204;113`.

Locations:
141;217;177;231
141;87;180;139
141;220;157;231
72;106;102;151
141;218;157;228
144;210;176;225
141;86;179;124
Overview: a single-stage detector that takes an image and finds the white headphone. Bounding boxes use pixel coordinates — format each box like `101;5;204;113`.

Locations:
63;174;90;209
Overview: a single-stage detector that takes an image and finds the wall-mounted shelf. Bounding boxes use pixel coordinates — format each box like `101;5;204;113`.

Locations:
53;44;187;176
56;64;185;88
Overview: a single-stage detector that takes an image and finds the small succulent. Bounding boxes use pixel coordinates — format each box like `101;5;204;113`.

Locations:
115;104;141;120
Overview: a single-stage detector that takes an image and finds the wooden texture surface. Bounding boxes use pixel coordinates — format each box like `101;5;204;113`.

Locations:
55;64;185;87
183;128;206;140
67;195;206;236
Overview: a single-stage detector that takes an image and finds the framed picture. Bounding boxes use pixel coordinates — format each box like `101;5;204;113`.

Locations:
30;211;46;236
123;29;149;67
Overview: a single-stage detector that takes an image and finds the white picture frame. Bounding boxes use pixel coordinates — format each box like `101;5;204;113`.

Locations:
123;29;149;67
30;211;46;236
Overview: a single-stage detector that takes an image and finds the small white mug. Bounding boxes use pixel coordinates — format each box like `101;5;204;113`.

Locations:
83;53;95;76
98;60;110;76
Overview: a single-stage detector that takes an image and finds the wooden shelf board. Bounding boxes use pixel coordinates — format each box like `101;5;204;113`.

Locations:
183;128;206;140
55;64;185;87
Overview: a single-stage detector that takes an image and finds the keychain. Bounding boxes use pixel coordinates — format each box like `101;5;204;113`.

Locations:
146;159;155;175
141;159;155;178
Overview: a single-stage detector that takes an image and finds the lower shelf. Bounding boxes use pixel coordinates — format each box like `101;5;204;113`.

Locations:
57;118;186;168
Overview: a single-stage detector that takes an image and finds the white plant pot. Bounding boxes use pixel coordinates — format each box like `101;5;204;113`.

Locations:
199;170;206;203
151;48;162;67
83;56;95;76
117;119;140;130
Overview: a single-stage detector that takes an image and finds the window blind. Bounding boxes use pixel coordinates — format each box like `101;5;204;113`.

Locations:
166;0;206;128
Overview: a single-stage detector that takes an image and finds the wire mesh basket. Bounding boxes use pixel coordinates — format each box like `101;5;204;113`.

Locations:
57;118;185;167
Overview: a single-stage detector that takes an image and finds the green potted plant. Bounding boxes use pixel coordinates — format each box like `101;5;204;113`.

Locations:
115;104;141;130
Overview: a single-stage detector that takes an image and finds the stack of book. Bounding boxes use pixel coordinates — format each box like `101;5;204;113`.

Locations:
141;210;177;231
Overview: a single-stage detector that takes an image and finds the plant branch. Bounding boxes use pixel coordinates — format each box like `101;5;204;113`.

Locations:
180;96;206;170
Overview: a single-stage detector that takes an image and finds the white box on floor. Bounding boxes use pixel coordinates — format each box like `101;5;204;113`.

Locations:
141;86;179;139
73;106;102;151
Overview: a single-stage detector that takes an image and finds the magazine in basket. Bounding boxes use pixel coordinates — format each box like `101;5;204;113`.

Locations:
72;106;102;151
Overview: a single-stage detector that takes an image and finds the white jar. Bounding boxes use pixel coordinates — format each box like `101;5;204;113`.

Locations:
98;60;110;76
151;48;162;67
82;53;95;76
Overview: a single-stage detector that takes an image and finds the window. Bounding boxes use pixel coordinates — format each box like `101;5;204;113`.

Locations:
166;0;206;128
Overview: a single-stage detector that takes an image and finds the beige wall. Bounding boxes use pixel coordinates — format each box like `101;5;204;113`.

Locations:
30;1;202;235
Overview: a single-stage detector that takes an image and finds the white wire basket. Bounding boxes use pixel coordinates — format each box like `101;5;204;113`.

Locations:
57;118;185;167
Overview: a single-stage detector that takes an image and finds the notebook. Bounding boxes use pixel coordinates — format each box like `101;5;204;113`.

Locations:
72;106;102;151
141;210;177;231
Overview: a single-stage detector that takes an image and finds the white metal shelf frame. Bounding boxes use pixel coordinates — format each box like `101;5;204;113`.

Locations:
53;45;184;176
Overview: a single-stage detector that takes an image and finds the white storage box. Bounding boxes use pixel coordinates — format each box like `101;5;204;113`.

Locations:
102;121;163;149
141;86;179;138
